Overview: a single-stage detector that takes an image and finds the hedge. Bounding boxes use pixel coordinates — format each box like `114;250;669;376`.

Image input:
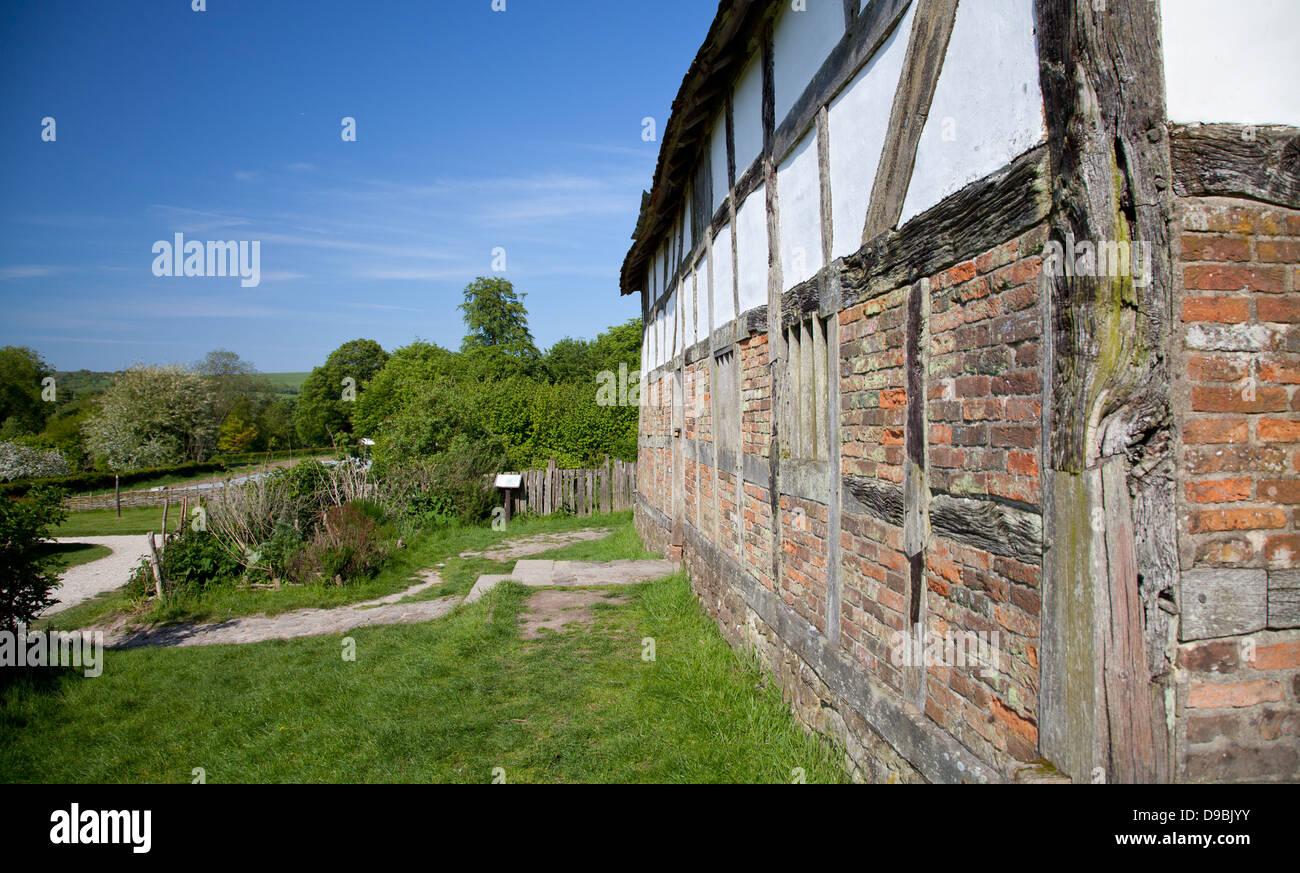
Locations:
0;462;228;498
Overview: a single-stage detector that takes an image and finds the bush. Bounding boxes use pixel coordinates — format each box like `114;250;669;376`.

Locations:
288;503;389;585
0;487;68;630
0;442;71;482
125;526;243;600
161;527;243;595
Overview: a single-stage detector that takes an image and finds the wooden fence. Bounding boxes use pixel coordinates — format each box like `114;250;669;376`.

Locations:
64;482;227;512
62;457;638;519
502;458;636;518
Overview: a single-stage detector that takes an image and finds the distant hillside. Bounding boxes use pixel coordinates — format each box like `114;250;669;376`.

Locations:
263;372;309;394
54;370;114;397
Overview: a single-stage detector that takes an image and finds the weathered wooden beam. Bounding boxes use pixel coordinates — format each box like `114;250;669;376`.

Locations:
773;0;912;167
1034;0;1177;785
861;0;959;243
928;494;1043;563
1169;123;1300;209
841;146;1051;307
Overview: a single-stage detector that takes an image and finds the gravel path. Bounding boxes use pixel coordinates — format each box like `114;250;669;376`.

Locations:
70;527;630;649
42;536;152;616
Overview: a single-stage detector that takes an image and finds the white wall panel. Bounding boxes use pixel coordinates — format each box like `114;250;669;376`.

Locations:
710;112;729;214
778;131;823;291
736;185;768;314
827;2;914;259
733;55;765;177
899;0;1046;226
713;223;736;327
1162;0;1300;125
694;260;708;343
666;288;678;361
773;0;846;126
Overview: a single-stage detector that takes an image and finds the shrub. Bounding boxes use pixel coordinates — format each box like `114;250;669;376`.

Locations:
125;527;243;600
0;487;68;630
288;503;389;585
375;435;501;526
0;460;227;498
160;526;243;595
0;442;71;482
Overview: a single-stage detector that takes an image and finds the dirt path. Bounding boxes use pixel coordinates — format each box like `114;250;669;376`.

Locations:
78;527;636;649
42;536;152;616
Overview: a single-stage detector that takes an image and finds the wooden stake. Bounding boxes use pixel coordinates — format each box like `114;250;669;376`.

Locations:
148;533;165;601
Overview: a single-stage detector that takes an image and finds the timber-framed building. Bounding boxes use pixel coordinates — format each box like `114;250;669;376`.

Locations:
624;0;1300;782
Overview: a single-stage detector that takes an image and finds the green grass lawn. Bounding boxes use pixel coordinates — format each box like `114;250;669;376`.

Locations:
1;521;846;783
37;542;113;571
54;505;164;537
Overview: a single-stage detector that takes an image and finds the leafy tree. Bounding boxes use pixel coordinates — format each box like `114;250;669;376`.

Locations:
543;337;595;384
257;398;296;452
352;341;459;439
459;277;540;361
83;365;217;469
194;349;272;426
218;413;258;453
0;346;54;438
293;339;389;447
0;486;67;631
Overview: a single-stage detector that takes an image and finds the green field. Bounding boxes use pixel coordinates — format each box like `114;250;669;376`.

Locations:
54;505;166;538
4;517;846;784
263;372;310;393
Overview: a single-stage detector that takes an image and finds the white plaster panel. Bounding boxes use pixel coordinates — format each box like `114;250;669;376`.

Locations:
713;223;736;327
899;0;1046;226
827;1;915;259
658;307;667;369
694;260;707;342
710;112;729;213
773;0;846;126
650;308;658;369
778;131;824;291
733;55;765;177
1162;0;1300;125
736;185;769;314
666;288;678;361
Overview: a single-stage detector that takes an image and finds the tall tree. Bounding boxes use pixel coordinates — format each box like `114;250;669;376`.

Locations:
293;339;389;447
458;277;540;360
0;346;54;438
194;349;272;427
83;365;217;469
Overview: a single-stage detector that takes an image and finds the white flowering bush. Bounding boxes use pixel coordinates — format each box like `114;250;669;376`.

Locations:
0;441;71;482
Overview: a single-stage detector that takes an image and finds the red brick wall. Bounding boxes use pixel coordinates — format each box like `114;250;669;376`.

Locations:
1178;635;1300;781
1174;197;1300;783
839;282;909;693
840;286;907;484
780;495;828;632
740;335;773;588
922;225;1047;767
1178;198;1300;571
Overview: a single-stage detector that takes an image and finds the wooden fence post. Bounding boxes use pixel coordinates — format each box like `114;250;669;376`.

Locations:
148;533;165;600
114;475;121;518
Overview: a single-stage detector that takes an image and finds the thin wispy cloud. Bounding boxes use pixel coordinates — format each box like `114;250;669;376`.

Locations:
0;265;60;280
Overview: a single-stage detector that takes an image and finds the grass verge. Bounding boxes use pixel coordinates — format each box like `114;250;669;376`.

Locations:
0;567;845;783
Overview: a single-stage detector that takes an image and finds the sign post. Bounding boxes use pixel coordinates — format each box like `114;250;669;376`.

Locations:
494;473;522;524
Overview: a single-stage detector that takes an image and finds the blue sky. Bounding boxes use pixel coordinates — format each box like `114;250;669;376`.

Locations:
0;0;715;372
